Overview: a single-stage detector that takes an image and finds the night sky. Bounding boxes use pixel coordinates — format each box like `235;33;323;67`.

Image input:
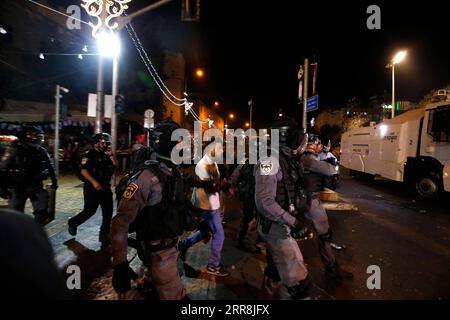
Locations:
3;0;450;129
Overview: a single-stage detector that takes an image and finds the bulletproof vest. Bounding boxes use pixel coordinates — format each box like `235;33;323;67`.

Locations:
5;143;49;186
131;164;196;241
236;162;255;202
87;149;115;185
301;151;326;192
275;152;307;213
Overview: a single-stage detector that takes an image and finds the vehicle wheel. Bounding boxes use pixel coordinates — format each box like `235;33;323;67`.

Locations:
413;174;440;199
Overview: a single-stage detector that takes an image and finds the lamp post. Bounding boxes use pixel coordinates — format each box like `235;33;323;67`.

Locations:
54;85;69;176
388;50;407;118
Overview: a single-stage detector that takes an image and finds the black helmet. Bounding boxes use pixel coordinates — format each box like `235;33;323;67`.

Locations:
149;120;180;159
130;146;154;170
92;133;112;145
307;134;321;145
270;119;305;150
21;126;44;147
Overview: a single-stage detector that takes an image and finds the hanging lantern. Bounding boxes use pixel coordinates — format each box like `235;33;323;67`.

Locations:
81;0;132;38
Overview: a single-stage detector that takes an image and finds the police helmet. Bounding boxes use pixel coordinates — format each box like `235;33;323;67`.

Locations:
307;133;321;145
130;146;154;170
92;133;112;145
22;126;44;147
149;120;181;159
270;119;305;150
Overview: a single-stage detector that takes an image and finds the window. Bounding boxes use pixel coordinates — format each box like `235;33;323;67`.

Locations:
427;105;450;142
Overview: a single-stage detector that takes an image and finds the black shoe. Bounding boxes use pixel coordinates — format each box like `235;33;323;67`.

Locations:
326;263;354;280
99;233;110;245
206;264;230;277
178;242;188;262
287;276;312;300
35;215;51;226
68;219;77;236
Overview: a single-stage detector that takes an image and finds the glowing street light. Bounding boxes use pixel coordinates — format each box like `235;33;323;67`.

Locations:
214;101;219;107
392;51;407;65
195;68;204;78
97;32;121;58
245;122;250;128
387;50;407;119
229;113;235;120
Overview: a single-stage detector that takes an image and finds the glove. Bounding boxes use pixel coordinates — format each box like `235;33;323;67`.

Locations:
291;219;314;240
112;261;138;293
325;157;337;166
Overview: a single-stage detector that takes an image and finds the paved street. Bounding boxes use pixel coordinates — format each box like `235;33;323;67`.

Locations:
2;170;449;300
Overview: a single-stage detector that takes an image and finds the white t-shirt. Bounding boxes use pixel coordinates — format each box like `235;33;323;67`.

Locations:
191;154;221;210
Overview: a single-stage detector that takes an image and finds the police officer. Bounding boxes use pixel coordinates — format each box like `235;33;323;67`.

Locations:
0;126;58;225
254;120;314;299
68;133;116;244
300;134;353;280
110;120;187;300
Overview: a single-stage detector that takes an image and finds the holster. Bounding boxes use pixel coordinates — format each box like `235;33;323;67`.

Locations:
256;213;273;234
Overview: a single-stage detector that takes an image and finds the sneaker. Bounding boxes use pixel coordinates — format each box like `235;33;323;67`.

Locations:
67;219;77;236
206;264;230;277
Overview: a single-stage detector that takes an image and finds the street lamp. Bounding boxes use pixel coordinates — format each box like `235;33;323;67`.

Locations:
95;31;121;157
245;122;250;128
54;85;69;176
195;68;204;78
387;50;407;118
229;113;235;120
97;32;121;58
213;101;219;107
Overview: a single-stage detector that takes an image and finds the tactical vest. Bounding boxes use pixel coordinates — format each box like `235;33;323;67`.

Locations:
275;153;308;214
300;151;326;193
236;162;255;202
129;163;197;242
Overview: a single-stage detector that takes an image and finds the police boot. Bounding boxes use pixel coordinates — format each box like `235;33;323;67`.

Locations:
67;217;77;236
326;262;354;281
286;276;312;300
34;210;50;226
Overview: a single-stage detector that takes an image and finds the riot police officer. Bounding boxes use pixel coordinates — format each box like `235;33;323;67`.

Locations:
110;120;187;300
0;126;58;225
300;134;353;280
68;133;116;244
254;120;314;299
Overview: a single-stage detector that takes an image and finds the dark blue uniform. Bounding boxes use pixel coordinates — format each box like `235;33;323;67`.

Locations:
69;148;115;242
0;141;57;224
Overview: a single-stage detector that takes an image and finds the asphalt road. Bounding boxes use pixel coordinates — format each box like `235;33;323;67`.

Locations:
321;169;450;299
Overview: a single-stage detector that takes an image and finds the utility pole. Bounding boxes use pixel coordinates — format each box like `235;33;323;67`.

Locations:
54;86;60;176
95;55;104;134
54;85;69;176
392;64;395;119
111;55;119;156
302;58;309;132
249;99;253;130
